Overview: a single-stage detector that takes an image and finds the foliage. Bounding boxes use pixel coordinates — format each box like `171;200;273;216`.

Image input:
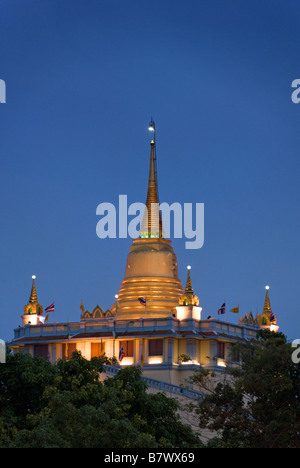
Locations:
178;354;192;363
190;330;300;448
0;350;201;448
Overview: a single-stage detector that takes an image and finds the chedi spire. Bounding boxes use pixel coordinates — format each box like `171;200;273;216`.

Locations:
140;138;163;238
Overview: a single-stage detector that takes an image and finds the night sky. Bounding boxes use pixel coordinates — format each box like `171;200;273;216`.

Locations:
1;0;300;342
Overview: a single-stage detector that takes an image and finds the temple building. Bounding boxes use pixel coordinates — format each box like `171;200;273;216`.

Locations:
8;124;279;387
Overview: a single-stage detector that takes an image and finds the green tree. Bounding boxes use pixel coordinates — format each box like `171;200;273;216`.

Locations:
0;351;201;448
0;352;56;420
190;330;300;448
101;365;200;448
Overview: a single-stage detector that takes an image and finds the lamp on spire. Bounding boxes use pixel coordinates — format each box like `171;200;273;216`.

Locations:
148;118;155;132
148;117;156;145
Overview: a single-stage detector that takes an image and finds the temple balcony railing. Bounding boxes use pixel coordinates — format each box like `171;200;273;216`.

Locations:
12;314;259;342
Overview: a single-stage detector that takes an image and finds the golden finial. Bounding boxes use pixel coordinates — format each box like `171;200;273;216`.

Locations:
29;275;38;304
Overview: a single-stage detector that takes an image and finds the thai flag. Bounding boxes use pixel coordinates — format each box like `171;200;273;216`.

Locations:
218;303;226;315
270;312;276;323
119;345;125;362
45;302;55;312
138;297;146;306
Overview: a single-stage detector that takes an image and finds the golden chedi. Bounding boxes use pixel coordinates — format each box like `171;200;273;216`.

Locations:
112;139;184;319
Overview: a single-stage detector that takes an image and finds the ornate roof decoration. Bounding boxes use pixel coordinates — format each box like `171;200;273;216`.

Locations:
178;266;199;306
24;276;43;316
80;303;115;320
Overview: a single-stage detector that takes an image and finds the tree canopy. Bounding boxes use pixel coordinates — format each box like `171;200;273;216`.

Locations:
0;351;201;448
190;330;300;448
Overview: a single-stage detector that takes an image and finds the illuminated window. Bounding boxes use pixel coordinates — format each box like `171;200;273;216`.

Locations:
91;342;105;358
120;340;134;357
148;339;163;356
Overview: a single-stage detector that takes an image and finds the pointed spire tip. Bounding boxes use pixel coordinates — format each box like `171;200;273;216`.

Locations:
29;275;38;304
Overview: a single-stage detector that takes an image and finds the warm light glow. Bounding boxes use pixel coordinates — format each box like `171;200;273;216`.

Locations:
115;294;118;299
148;119;155;132
176;307;186;321
32;275;36;279
265;285;269;290
187;265;191;270
120;357;134;366
217;359;226;367
176;305;202;321
180;360;200;366
148;356;163;365
270;324;279;333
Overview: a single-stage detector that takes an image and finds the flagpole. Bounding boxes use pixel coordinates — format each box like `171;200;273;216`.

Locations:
148;118;158;190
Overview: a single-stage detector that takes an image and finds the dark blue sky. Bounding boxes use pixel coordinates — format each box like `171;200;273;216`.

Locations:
1;0;299;342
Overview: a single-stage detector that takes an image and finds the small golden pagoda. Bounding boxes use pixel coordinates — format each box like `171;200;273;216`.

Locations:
176;266;202;320
257;285;278;331
22;276;44;326
112;133;184;319
178;266;199;307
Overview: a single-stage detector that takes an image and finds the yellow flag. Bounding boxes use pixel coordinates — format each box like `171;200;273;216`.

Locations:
230;306;239;313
